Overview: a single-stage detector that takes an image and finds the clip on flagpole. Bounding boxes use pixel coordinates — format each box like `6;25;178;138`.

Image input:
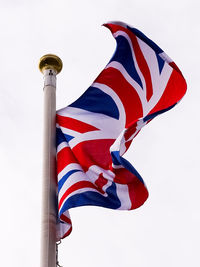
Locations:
39;54;63;267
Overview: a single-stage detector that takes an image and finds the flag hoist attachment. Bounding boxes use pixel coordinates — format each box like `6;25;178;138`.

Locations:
39;54;63;267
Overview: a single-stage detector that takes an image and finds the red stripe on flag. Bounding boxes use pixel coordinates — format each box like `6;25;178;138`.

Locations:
58;181;99;209
169;62;182;75
124;122;137;140
94;67;143;127
62;229;72;238
104;23;153;101
113;168;148;209
95;173;108;194
128;181;149;209
60;213;72;238
130;34;153;101
57;114;99;133
125;140;133;151
60;213;71;224
72;139;114;171
148;69;187;115
57;147;78;174
62;228;72;239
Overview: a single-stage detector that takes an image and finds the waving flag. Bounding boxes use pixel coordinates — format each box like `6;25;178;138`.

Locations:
56;21;187;239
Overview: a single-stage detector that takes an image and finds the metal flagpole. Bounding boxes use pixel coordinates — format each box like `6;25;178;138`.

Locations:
39;54;63;267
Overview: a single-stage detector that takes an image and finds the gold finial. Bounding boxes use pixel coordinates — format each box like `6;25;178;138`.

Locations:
39;54;63;74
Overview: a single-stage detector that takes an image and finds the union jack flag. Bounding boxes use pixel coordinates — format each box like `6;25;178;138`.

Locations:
56;21;187;239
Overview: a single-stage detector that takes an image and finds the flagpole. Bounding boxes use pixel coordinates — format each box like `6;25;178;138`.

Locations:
39;54;63;267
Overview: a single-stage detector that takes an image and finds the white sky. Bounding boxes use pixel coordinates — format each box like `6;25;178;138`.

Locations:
0;0;199;267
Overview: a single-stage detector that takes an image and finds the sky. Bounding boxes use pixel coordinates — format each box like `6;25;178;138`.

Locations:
0;0;199;267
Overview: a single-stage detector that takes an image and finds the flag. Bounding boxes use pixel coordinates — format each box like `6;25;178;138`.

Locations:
56;21;187;239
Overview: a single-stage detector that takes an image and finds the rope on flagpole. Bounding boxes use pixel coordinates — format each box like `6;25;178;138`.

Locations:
56;241;63;267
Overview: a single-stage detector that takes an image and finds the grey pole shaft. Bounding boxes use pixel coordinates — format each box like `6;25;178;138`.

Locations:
40;69;57;267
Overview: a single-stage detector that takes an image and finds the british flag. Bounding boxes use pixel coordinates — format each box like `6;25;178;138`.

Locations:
56;21;187;239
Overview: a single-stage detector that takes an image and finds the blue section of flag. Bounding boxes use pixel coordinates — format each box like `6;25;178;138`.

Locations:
56;128;66;146
59;182;121;216
64;133;74;142
127;26;163;54
111;150;121;165
143;103;177;122
156;54;165;73
69;86;119;119
111;35;143;89
58;170;82;191
57;128;74;145
111;151;144;184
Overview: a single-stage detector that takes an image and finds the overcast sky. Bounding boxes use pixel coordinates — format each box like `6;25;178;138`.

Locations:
0;0;199;267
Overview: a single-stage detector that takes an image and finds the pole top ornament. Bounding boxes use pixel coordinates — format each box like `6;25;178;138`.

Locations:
39;54;63;74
